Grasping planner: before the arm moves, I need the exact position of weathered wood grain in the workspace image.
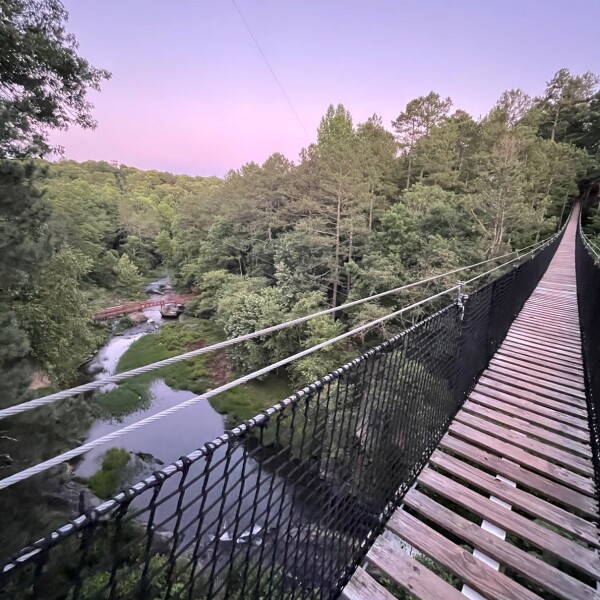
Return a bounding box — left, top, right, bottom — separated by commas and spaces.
364, 535, 465, 600
448, 422, 596, 495
342, 567, 397, 600
429, 449, 598, 546
386, 509, 541, 600
453, 412, 594, 476
403, 489, 600, 600
417, 468, 600, 579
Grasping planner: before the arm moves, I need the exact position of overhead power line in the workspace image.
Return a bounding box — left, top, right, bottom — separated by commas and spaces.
0, 230, 562, 423
231, 0, 310, 139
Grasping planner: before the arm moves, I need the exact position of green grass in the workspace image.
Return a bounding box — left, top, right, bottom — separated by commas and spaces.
96, 318, 296, 433
96, 320, 225, 418
87, 448, 131, 499
210, 375, 293, 424
211, 374, 296, 448
96, 376, 154, 418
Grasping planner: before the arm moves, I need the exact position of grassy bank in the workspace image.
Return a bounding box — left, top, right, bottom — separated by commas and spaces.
87, 448, 131, 498
96, 318, 294, 427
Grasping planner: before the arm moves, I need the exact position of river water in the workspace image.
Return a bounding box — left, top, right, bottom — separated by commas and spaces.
78, 283, 226, 478
1, 281, 333, 591
75, 282, 293, 552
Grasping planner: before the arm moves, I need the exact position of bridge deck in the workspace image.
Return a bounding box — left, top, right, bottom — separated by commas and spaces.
343, 210, 600, 600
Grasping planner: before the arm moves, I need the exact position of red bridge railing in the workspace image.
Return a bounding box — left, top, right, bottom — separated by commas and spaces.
93, 294, 195, 321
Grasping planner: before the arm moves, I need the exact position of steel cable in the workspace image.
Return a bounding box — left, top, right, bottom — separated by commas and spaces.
0, 232, 561, 421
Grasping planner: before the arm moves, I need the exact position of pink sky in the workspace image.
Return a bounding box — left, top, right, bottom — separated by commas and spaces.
51, 0, 600, 177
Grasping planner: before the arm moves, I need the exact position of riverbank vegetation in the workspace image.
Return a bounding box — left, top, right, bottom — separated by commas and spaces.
3, 71, 600, 411
87, 447, 131, 498
97, 319, 293, 426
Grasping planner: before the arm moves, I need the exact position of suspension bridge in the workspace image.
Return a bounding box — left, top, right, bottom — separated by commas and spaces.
344, 202, 600, 600
1, 202, 600, 599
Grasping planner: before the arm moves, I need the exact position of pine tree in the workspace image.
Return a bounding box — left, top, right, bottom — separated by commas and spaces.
114, 254, 143, 295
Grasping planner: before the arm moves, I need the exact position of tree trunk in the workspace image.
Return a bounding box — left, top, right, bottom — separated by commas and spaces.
347, 222, 353, 296
332, 192, 342, 308
368, 185, 374, 232
558, 191, 568, 229
406, 154, 412, 190
551, 108, 560, 142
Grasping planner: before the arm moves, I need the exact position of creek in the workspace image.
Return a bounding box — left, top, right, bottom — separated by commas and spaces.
76, 281, 292, 553
1, 280, 309, 573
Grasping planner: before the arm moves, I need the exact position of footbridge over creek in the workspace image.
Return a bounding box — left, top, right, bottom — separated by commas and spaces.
2, 202, 600, 599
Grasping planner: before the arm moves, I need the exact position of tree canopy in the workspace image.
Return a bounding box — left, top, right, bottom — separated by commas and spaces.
2, 6, 599, 400
0, 0, 109, 404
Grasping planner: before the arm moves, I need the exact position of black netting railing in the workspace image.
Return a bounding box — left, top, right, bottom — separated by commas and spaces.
0, 236, 562, 600
576, 229, 600, 485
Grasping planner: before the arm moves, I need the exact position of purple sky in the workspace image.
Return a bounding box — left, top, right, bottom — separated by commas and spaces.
51, 0, 600, 177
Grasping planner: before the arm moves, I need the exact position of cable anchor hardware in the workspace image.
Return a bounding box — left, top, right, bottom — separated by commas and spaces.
455, 281, 468, 320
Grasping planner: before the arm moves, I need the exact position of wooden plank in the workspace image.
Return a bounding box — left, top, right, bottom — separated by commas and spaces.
365, 535, 465, 600
510, 322, 581, 343
471, 385, 589, 432
448, 422, 596, 496
386, 509, 540, 600
481, 371, 587, 408
403, 489, 600, 600
505, 334, 582, 358
454, 412, 594, 476
495, 347, 584, 377
486, 364, 586, 401
499, 340, 584, 369
429, 449, 599, 547
439, 436, 598, 518
503, 326, 580, 342
518, 305, 579, 319
477, 378, 588, 419
511, 331, 581, 351
342, 567, 397, 600
506, 331, 582, 354
468, 391, 590, 441
490, 356, 585, 389
417, 468, 600, 579
500, 341, 583, 369
463, 400, 592, 458
516, 326, 579, 337
512, 321, 580, 337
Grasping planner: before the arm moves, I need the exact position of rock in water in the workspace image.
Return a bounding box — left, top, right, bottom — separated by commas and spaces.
129, 311, 148, 324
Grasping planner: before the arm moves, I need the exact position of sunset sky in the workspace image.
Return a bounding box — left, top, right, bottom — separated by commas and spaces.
51, 0, 600, 176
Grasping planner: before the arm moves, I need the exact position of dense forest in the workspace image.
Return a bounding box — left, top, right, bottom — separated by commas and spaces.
2, 1, 600, 412
3, 72, 600, 405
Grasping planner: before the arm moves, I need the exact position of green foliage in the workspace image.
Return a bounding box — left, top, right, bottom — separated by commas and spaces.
15, 247, 96, 386
0, 2, 109, 401
113, 253, 143, 295
0, 161, 49, 403
210, 374, 293, 426
70, 554, 190, 600
2, 61, 598, 408
154, 229, 174, 265
185, 269, 239, 317
287, 316, 348, 386
0, 0, 110, 157
87, 448, 131, 498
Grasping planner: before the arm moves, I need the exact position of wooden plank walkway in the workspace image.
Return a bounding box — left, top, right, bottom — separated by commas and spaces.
343, 204, 600, 600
